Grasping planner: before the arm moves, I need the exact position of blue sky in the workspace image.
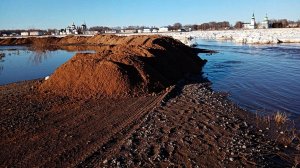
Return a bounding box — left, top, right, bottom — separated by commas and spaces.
0, 0, 299, 29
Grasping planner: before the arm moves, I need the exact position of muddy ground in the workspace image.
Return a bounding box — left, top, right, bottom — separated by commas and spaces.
0, 76, 296, 167
0, 79, 167, 167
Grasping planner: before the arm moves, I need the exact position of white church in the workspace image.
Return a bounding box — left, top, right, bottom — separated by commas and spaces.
243, 13, 270, 29
243, 13, 256, 29
259, 14, 270, 29
60, 22, 87, 35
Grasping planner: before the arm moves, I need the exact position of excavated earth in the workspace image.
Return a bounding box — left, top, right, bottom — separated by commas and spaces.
1, 35, 206, 98
0, 35, 298, 167
38, 35, 206, 98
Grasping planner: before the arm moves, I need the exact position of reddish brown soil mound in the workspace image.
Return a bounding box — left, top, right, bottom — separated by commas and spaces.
0, 35, 166, 46
17, 35, 205, 98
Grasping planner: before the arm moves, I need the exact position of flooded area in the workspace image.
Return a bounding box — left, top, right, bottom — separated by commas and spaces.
0, 46, 75, 85
198, 40, 300, 117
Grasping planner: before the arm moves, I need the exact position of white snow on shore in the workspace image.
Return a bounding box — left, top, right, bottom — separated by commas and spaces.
2, 28, 299, 45
162, 28, 300, 45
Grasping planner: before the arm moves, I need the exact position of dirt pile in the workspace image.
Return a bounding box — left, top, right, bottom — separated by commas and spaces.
0, 36, 61, 46
0, 37, 31, 45
38, 35, 205, 98
0, 35, 168, 46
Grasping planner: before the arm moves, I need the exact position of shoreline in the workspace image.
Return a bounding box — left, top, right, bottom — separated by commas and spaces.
1, 28, 300, 46
0, 77, 297, 167
118, 28, 300, 45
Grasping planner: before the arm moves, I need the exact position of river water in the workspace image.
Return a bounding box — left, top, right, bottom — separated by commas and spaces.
198, 40, 300, 117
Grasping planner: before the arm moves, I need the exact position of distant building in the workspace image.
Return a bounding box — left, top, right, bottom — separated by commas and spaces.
152, 28, 159, 33
21, 32, 29, 36
83, 31, 98, 35
60, 29, 66, 35
66, 22, 78, 35
158, 27, 169, 32
288, 23, 298, 28
177, 28, 187, 32
105, 30, 119, 34
29, 31, 43, 36
120, 29, 137, 33
10, 33, 18, 37
143, 28, 151, 33
81, 23, 87, 32
61, 22, 88, 35
243, 13, 256, 29
260, 14, 270, 29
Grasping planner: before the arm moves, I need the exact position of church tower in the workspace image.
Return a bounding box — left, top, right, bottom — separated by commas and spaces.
249, 13, 256, 29
262, 13, 269, 29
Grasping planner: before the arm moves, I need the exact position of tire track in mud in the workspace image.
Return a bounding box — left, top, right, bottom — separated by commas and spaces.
32, 95, 166, 167
0, 80, 170, 167
77, 89, 171, 167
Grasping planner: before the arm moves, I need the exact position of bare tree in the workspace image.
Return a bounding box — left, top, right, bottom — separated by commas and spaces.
173, 23, 182, 30
234, 21, 243, 29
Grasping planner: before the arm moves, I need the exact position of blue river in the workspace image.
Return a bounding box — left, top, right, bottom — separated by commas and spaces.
198, 40, 300, 118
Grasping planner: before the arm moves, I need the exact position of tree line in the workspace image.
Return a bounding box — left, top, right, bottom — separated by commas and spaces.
1, 19, 300, 36
88, 22, 230, 32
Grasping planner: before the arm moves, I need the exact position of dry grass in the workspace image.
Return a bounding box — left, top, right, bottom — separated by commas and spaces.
274, 111, 288, 125
253, 111, 300, 166
278, 129, 297, 147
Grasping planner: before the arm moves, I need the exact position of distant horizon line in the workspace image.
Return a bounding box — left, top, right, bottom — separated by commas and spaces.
1, 17, 299, 31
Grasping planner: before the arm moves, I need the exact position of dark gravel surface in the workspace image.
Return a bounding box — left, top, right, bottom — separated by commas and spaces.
0, 78, 296, 167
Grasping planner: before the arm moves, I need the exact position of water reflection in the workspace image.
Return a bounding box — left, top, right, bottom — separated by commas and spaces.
27, 46, 95, 65
28, 49, 51, 65
0, 46, 75, 85
0, 52, 5, 60
0, 44, 99, 85
0, 52, 5, 74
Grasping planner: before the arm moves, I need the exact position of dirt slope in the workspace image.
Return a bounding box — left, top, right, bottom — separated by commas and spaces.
38, 35, 206, 98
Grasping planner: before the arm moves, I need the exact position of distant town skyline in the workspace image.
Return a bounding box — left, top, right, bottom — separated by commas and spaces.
0, 0, 299, 30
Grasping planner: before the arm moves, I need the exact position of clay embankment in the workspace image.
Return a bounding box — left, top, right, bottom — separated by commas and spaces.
0, 35, 206, 98
22, 35, 205, 98
0, 34, 197, 46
